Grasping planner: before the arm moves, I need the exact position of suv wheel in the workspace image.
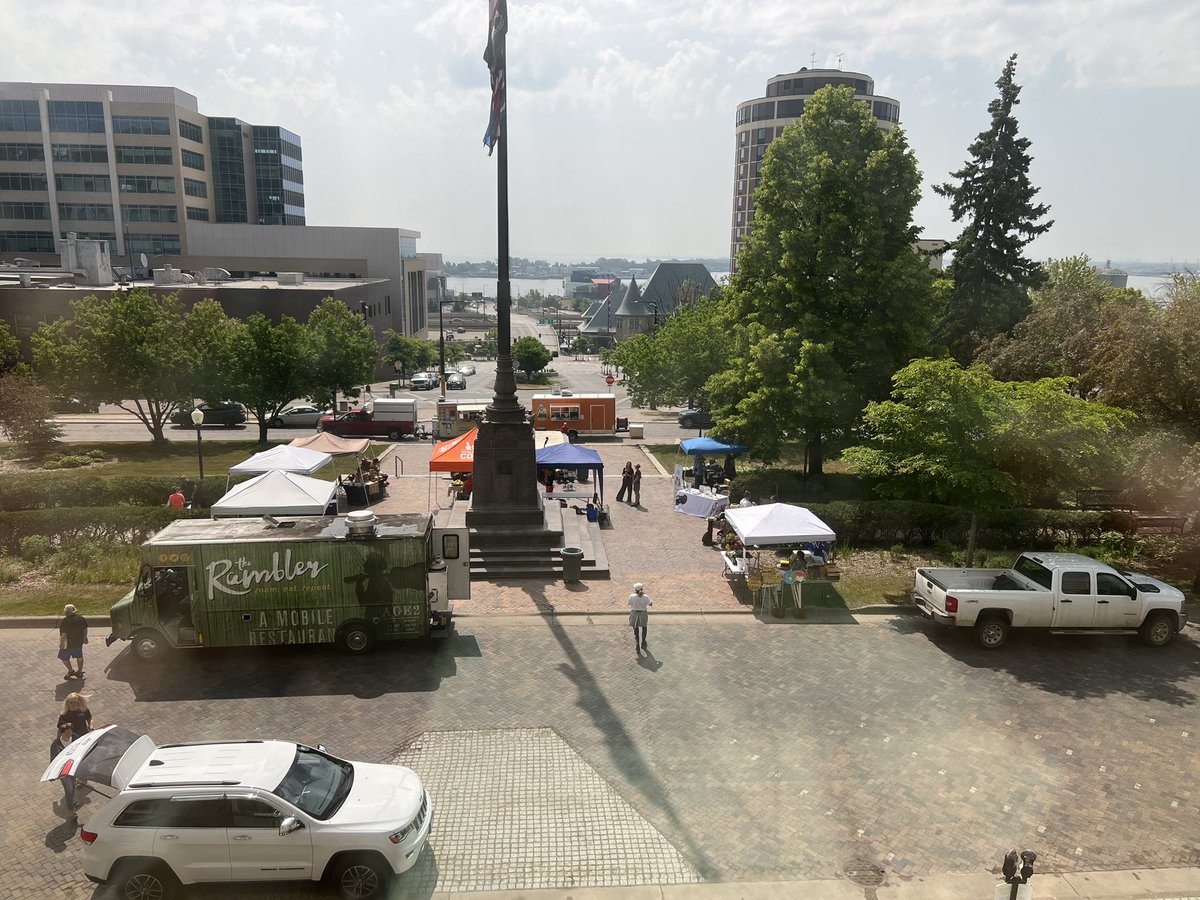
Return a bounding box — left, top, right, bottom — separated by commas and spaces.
115, 861, 180, 900
334, 855, 391, 900
680, 416, 695, 429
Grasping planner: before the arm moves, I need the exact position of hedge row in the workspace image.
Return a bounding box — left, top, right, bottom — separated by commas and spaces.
0, 474, 225, 511
795, 501, 1107, 548
0, 507, 205, 554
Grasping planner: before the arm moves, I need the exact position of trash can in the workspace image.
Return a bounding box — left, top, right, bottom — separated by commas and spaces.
560, 546, 584, 583
629, 423, 644, 439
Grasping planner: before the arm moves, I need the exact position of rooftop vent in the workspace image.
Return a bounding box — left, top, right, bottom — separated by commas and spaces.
345, 510, 378, 538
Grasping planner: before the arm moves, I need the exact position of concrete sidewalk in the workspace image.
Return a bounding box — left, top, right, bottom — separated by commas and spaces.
429, 867, 1200, 899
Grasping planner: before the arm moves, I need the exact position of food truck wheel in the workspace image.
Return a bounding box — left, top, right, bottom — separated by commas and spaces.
132, 629, 168, 662
338, 621, 377, 654
387, 429, 403, 441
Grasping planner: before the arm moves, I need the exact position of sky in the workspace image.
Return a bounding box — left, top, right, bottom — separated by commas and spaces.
5, 0, 1198, 265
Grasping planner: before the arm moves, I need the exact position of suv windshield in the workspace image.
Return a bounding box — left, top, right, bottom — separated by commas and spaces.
271, 745, 354, 820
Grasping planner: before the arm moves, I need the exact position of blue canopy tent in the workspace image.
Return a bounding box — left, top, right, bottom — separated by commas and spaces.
535, 442, 605, 502
680, 436, 749, 456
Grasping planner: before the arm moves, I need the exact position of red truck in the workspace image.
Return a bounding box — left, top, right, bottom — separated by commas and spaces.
319, 398, 419, 440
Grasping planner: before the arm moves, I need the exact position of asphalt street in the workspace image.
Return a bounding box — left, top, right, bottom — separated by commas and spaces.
6, 614, 1199, 898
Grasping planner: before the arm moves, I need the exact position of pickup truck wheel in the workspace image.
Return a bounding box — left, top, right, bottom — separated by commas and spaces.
334, 855, 391, 900
974, 615, 1010, 650
1139, 611, 1176, 647
131, 630, 167, 662
387, 428, 402, 441
115, 860, 180, 900
337, 621, 376, 654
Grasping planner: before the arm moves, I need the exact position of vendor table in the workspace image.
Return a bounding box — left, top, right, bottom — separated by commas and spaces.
675, 488, 729, 519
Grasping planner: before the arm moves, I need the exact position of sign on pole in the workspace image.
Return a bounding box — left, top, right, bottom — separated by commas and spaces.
605, 375, 615, 386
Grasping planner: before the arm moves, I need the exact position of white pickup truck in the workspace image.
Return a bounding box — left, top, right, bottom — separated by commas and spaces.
913, 552, 1188, 649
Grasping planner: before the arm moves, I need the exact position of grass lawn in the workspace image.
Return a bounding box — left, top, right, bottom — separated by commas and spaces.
645, 443, 855, 475
1, 582, 127, 617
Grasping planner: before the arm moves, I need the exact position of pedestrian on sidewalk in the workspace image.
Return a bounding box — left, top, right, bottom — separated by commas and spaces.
628, 582, 651, 655
615, 461, 633, 504
632, 464, 642, 506
50, 722, 78, 814
57, 604, 89, 680
58, 692, 93, 738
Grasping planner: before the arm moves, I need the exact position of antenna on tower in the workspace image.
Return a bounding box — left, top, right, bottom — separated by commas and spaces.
836, 53, 844, 70
809, 52, 816, 68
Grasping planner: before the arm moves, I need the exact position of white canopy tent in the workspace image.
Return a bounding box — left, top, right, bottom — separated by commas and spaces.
211, 470, 336, 518
229, 445, 332, 475
722, 503, 836, 547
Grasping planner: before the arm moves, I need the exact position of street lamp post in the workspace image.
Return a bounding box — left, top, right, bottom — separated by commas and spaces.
190, 408, 205, 481
438, 300, 455, 399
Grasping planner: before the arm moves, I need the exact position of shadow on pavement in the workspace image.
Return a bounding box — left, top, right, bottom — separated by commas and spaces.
515, 581, 715, 878
104, 633, 480, 702
891, 616, 1200, 706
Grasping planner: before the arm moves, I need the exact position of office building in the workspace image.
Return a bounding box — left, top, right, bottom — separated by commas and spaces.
0, 81, 305, 264
730, 68, 900, 272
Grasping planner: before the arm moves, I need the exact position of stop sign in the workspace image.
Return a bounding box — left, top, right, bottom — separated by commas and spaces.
605, 374, 615, 386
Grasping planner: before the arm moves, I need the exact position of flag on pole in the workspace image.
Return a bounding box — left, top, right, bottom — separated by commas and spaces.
482, 0, 507, 155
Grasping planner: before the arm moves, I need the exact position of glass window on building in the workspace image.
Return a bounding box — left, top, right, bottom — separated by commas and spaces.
127, 232, 181, 255
179, 119, 203, 143
59, 202, 114, 221
122, 204, 178, 223
186, 206, 209, 221
0, 230, 56, 253
0, 142, 45, 162
0, 100, 42, 132
47, 100, 105, 134
181, 149, 205, 171
0, 201, 51, 220
0, 172, 49, 191
739, 131, 748, 146
112, 115, 170, 135
183, 178, 208, 198
119, 175, 175, 194
55, 173, 110, 193
52, 144, 109, 164
777, 99, 805, 119
115, 146, 173, 166
755, 128, 769, 143
752, 101, 775, 121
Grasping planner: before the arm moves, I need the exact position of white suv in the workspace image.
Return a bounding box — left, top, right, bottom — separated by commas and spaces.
45, 727, 431, 900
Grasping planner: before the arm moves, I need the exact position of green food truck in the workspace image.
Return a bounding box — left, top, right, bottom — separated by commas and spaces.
106, 511, 470, 661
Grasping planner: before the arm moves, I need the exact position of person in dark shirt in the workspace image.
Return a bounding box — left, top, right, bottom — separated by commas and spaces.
58, 692, 92, 738
58, 604, 89, 679
50, 723, 78, 812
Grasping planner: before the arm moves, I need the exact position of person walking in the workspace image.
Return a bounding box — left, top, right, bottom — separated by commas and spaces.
632, 464, 642, 507
693, 454, 706, 489
628, 582, 651, 655
50, 722, 78, 814
615, 461, 633, 504
179, 475, 198, 508
58, 604, 88, 679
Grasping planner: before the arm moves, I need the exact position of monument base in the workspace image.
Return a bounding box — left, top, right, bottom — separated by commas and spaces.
466, 419, 545, 530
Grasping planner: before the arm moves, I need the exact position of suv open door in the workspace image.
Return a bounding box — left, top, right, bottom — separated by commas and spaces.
42, 725, 157, 792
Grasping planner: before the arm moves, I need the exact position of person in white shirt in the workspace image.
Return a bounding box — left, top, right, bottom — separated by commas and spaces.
739, 493, 753, 508
628, 582, 651, 655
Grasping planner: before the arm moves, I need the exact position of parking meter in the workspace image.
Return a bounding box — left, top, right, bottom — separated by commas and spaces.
996, 848, 1036, 900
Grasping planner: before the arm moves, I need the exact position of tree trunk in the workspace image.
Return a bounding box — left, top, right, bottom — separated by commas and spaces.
965, 509, 979, 567
258, 420, 270, 444
806, 431, 824, 477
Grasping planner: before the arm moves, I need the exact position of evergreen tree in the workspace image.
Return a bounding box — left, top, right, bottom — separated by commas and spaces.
934, 54, 1053, 362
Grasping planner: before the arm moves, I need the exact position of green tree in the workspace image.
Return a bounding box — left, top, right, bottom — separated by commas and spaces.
0, 370, 61, 454
1085, 274, 1200, 438
976, 256, 1149, 393
0, 319, 20, 373
714, 85, 935, 471
304, 299, 379, 410
31, 289, 196, 443
843, 358, 1130, 563
179, 299, 244, 402
512, 336, 551, 379
570, 336, 590, 359
230, 314, 313, 444
614, 291, 732, 409
934, 54, 1054, 362
382, 331, 437, 382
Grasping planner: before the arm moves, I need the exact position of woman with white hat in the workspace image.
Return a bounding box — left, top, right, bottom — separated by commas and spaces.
628, 583, 651, 655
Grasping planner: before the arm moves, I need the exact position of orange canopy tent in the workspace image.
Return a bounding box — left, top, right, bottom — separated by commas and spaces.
429, 427, 476, 472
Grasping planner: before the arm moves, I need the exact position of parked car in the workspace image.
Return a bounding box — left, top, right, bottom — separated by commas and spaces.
46, 726, 432, 900
171, 401, 247, 427
456, 326, 466, 334
446, 373, 466, 390
456, 363, 476, 376
410, 372, 438, 391
269, 404, 331, 427
677, 408, 715, 429
50, 396, 100, 414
